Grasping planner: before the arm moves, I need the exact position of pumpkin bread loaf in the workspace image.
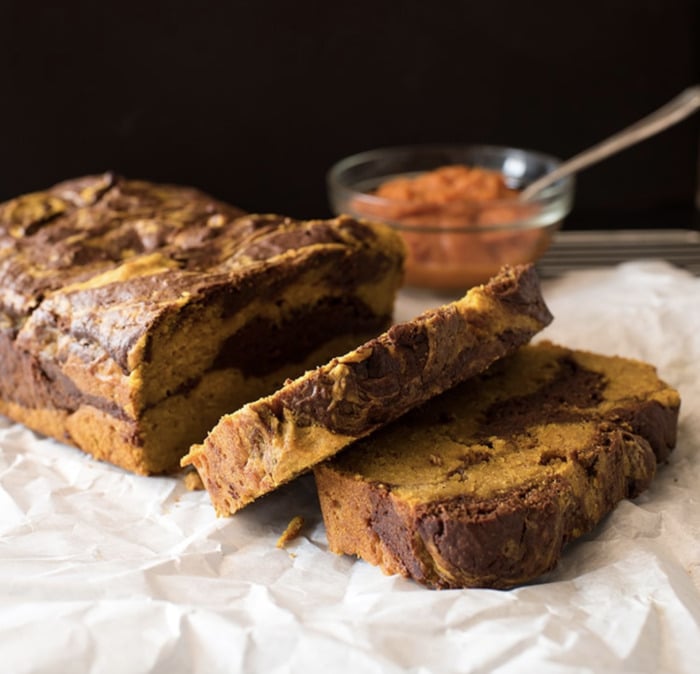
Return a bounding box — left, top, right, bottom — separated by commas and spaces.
183, 264, 553, 514
0, 173, 405, 474
313, 342, 680, 589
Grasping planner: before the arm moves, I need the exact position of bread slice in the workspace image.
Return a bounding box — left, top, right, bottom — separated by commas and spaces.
0, 173, 405, 474
313, 342, 680, 589
183, 264, 553, 515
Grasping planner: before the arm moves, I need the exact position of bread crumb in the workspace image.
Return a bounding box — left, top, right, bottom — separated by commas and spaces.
276, 515, 304, 549
183, 469, 205, 491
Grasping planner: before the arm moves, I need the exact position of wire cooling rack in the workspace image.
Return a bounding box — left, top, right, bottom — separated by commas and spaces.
536, 228, 700, 277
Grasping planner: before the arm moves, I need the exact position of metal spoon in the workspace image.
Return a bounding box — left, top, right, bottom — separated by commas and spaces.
519, 85, 700, 201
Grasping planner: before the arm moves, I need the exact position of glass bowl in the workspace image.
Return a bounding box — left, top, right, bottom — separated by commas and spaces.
327, 144, 574, 291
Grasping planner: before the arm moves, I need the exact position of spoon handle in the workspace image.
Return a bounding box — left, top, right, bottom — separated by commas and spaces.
519, 85, 700, 201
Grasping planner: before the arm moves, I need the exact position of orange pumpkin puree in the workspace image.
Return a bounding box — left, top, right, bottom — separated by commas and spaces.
353, 165, 552, 290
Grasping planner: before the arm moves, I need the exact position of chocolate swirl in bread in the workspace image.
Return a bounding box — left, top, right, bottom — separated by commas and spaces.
184, 264, 553, 515
314, 342, 680, 589
0, 173, 405, 473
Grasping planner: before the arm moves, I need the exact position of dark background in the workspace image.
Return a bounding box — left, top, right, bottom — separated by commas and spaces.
1, 1, 698, 229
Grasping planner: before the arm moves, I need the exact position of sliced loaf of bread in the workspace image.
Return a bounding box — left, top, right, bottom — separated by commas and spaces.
183, 264, 552, 514
314, 342, 680, 589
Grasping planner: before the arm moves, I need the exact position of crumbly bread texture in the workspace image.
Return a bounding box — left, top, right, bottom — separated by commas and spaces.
183, 264, 553, 515
314, 342, 680, 589
0, 173, 405, 474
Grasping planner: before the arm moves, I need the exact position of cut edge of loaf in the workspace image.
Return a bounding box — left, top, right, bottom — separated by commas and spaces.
313, 342, 681, 589
0, 175, 406, 474
184, 264, 553, 515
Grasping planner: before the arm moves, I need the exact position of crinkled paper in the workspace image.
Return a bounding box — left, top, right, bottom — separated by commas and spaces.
1, 261, 699, 674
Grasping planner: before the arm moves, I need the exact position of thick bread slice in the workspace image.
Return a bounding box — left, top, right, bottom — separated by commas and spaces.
313, 342, 680, 589
0, 173, 405, 473
183, 264, 553, 515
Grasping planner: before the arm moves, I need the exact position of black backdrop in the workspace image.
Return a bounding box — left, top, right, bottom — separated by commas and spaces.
1, 1, 698, 228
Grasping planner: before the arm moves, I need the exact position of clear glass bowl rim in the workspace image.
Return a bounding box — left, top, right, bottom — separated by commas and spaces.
327, 143, 575, 233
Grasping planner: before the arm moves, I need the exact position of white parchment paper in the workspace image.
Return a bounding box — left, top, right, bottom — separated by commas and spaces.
1, 260, 699, 674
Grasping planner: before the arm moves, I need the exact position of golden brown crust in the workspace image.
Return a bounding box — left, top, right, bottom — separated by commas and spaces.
0, 174, 405, 473
313, 342, 681, 589
184, 264, 553, 514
